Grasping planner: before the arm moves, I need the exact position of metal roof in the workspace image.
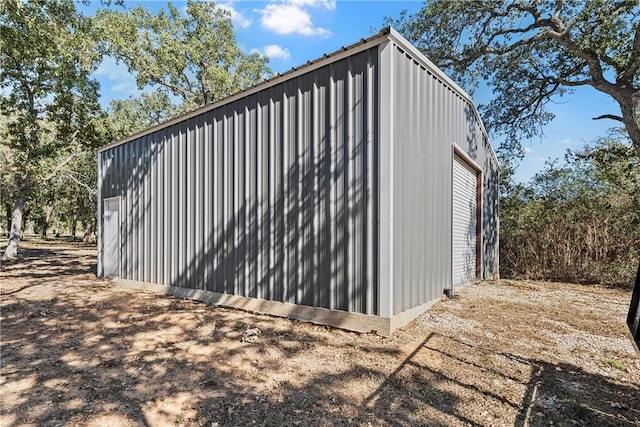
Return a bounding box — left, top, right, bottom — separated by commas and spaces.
98, 26, 495, 164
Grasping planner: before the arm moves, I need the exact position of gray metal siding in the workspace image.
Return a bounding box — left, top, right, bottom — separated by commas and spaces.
390, 45, 453, 314
99, 48, 379, 315
481, 134, 500, 279
98, 30, 499, 325
389, 43, 499, 314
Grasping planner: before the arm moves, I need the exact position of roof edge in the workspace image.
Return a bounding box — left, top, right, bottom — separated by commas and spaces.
98, 26, 497, 166
386, 28, 498, 164
98, 27, 392, 153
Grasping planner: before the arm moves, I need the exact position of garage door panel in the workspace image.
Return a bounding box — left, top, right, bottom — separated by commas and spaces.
452, 157, 477, 286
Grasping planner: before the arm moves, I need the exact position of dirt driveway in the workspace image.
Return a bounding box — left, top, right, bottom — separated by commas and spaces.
1, 239, 639, 426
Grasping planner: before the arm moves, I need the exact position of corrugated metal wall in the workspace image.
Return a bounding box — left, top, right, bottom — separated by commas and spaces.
98, 31, 500, 324
481, 134, 500, 280
388, 42, 499, 315
99, 47, 380, 315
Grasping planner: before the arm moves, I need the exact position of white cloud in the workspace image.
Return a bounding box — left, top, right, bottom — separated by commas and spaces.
289, 0, 336, 10
263, 44, 291, 60
258, 2, 331, 37
524, 147, 534, 154
94, 56, 144, 109
94, 56, 140, 95
217, 3, 252, 29
557, 138, 573, 144
95, 56, 127, 81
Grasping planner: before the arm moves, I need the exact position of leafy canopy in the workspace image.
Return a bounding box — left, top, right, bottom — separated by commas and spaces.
106, 91, 175, 141
96, 1, 271, 110
1, 0, 113, 256
0, 0, 107, 181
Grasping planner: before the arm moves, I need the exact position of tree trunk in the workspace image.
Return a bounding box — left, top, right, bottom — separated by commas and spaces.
5, 203, 11, 234
3, 174, 30, 259
4, 196, 26, 258
82, 219, 95, 243
620, 91, 640, 159
41, 203, 54, 238
633, 92, 640, 160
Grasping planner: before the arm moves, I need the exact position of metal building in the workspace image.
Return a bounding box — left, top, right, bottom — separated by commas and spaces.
97, 27, 499, 336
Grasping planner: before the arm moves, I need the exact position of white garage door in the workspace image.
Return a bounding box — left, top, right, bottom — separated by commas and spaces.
452, 156, 477, 286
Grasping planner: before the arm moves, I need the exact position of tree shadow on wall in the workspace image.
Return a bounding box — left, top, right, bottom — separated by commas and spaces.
100, 62, 379, 324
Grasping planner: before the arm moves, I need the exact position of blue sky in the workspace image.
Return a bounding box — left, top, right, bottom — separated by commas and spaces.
91, 0, 621, 183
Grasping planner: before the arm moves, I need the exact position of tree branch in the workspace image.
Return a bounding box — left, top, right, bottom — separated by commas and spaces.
149, 75, 190, 100
556, 77, 594, 87
544, 31, 619, 96
553, 0, 564, 20
592, 114, 624, 122
40, 144, 80, 183
466, 1, 621, 98
64, 171, 97, 195
482, 31, 550, 56
480, 22, 541, 50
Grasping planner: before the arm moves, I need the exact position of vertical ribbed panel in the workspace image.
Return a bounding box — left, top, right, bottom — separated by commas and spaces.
389, 44, 499, 315
99, 48, 379, 315
481, 134, 500, 279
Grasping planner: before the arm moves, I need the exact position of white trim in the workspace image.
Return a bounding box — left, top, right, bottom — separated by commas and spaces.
96, 151, 103, 277
102, 196, 121, 278
377, 39, 394, 318
452, 143, 482, 171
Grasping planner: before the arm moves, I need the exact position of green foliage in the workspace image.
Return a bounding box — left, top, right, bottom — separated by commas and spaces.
1, 0, 110, 251
389, 1, 640, 155
96, 1, 271, 110
0, 0, 107, 174
1, 0, 105, 154
106, 91, 176, 141
500, 130, 640, 287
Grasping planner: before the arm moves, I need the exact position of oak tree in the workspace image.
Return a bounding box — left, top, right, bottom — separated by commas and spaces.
106, 91, 175, 140
390, 0, 640, 158
1, 0, 107, 258
96, 1, 271, 111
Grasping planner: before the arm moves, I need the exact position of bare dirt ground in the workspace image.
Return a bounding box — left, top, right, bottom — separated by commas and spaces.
1, 238, 639, 426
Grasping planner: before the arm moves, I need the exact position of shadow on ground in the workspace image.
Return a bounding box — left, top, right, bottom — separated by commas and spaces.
1, 244, 638, 426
